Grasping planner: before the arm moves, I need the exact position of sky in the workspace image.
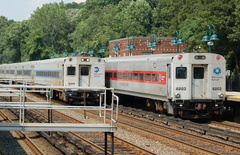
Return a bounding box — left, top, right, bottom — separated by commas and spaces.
0, 0, 86, 21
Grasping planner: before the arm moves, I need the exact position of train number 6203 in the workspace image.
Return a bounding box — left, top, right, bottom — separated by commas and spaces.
176, 87, 186, 91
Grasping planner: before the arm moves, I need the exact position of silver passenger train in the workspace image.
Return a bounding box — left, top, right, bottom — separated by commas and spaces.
0, 56, 105, 104
105, 53, 226, 119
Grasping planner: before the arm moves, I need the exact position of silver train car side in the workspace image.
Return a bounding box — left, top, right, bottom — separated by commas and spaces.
105, 53, 226, 119
0, 56, 105, 103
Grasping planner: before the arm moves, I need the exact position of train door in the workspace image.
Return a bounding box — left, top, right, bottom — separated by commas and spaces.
31, 65, 34, 80
62, 64, 64, 86
167, 64, 171, 97
79, 65, 90, 87
191, 65, 208, 99
22, 66, 24, 78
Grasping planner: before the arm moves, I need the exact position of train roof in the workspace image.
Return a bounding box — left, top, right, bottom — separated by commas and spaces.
104, 53, 221, 61
0, 56, 102, 66
104, 53, 225, 64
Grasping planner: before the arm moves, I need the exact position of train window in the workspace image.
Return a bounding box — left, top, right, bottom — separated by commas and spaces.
67, 67, 75, 75
118, 72, 122, 79
194, 67, 204, 79
23, 70, 31, 76
139, 73, 144, 81
128, 73, 132, 80
17, 70, 22, 75
152, 74, 158, 81
123, 72, 127, 79
176, 67, 187, 79
56, 71, 60, 78
134, 73, 138, 80
114, 72, 117, 78
10, 70, 14, 74
146, 73, 151, 81
81, 67, 89, 75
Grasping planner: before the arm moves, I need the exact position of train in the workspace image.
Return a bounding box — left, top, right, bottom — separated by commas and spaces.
0, 56, 105, 104
104, 53, 226, 119
0, 53, 227, 119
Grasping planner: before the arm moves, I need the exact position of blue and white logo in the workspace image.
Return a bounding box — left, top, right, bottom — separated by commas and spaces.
94, 67, 99, 73
213, 67, 221, 75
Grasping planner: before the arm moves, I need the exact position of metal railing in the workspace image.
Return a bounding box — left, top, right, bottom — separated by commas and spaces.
0, 82, 119, 132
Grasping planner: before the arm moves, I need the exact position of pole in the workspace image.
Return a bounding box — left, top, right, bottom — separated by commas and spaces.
105, 132, 108, 155
84, 91, 86, 119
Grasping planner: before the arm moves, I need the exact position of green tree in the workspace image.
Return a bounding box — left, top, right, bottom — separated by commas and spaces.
22, 29, 49, 61
29, 2, 70, 56
121, 0, 152, 36
151, 0, 174, 36
225, 0, 240, 84
1, 21, 29, 63
70, 14, 99, 52
0, 16, 10, 63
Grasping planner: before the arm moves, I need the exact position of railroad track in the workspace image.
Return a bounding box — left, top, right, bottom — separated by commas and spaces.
0, 110, 44, 155
71, 107, 239, 154
209, 120, 240, 132
4, 91, 240, 154
48, 106, 240, 154
24, 92, 157, 154
29, 92, 240, 154
117, 113, 240, 154
28, 108, 156, 154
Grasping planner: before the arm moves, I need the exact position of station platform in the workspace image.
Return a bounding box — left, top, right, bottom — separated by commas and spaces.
226, 91, 240, 102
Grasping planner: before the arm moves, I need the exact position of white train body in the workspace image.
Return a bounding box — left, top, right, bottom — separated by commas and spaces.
105, 53, 226, 118
0, 56, 105, 103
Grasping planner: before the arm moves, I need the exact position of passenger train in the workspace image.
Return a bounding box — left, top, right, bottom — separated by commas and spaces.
0, 56, 105, 104
104, 53, 226, 119
0, 53, 226, 119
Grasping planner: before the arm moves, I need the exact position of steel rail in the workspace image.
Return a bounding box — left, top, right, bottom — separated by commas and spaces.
0, 111, 44, 155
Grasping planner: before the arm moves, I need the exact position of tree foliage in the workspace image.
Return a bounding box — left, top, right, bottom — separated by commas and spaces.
0, 0, 239, 78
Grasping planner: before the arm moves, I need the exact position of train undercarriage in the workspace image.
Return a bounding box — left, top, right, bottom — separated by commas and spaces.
52, 90, 102, 105
146, 99, 224, 119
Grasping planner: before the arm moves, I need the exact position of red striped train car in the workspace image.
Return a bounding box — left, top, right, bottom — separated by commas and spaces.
104, 53, 226, 119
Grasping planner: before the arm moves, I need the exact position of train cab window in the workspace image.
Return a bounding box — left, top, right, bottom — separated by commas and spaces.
123, 72, 127, 79
152, 74, 158, 81
139, 73, 144, 81
176, 67, 187, 79
118, 72, 123, 79
194, 67, 204, 79
81, 67, 89, 75
67, 67, 75, 75
134, 73, 138, 80
146, 73, 151, 81
128, 73, 132, 80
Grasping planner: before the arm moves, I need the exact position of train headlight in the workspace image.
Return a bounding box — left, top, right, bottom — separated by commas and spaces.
218, 93, 224, 98
81, 58, 90, 62
175, 93, 181, 98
